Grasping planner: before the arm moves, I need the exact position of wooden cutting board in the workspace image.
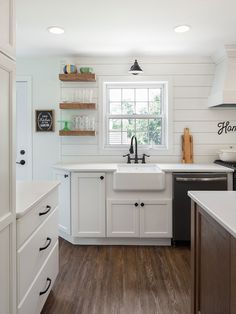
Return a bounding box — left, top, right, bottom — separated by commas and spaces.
182, 128, 193, 163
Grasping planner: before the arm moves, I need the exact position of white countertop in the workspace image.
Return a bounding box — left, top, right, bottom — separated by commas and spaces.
188, 191, 236, 238
16, 181, 60, 219
53, 162, 233, 173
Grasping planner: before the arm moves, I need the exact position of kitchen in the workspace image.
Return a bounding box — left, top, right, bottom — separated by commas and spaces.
1, 1, 236, 313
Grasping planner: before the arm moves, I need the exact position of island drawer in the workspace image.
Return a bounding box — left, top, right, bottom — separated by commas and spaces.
17, 208, 58, 304
18, 241, 59, 314
17, 188, 58, 248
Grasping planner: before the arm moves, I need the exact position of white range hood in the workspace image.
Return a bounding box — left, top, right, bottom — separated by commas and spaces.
208, 45, 236, 107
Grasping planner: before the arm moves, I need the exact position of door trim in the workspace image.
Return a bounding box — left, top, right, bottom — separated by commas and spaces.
16, 76, 33, 180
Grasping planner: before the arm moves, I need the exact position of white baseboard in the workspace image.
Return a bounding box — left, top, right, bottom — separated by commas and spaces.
59, 231, 171, 246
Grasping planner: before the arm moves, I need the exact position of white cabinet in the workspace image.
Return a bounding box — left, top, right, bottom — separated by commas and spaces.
71, 173, 105, 237
0, 225, 11, 314
107, 199, 172, 238
17, 186, 59, 313
53, 169, 71, 235
0, 0, 15, 58
107, 200, 139, 237
140, 200, 172, 238
0, 51, 16, 313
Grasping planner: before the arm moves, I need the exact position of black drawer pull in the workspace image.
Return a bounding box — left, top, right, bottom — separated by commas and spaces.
140, 202, 145, 207
100, 176, 104, 180
39, 205, 51, 216
134, 202, 139, 207
39, 278, 52, 296
64, 174, 69, 178
39, 237, 52, 251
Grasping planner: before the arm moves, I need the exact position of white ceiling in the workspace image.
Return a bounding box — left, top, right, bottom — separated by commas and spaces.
16, 0, 236, 57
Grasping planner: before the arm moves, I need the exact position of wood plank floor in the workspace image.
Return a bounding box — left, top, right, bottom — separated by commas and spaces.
42, 238, 190, 314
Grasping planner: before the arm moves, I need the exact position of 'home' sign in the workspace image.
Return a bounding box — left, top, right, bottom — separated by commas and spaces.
218, 121, 236, 135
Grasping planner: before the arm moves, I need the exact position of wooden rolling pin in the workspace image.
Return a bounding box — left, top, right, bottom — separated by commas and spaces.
182, 128, 193, 163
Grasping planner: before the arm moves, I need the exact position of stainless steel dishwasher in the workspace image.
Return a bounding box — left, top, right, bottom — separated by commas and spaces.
172, 172, 228, 246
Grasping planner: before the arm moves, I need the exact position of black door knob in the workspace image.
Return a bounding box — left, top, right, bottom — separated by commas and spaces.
100, 176, 104, 180
20, 150, 25, 155
140, 202, 145, 207
16, 160, 25, 165
134, 202, 139, 207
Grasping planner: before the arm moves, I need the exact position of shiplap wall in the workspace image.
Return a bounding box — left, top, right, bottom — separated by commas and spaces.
60, 56, 236, 163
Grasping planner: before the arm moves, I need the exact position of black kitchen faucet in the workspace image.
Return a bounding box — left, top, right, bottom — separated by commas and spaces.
123, 135, 150, 164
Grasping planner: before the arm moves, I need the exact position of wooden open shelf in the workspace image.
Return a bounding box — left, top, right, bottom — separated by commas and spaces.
59, 130, 96, 136
59, 73, 96, 82
59, 102, 96, 110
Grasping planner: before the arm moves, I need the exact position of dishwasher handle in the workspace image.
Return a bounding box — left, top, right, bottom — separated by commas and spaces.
175, 176, 227, 182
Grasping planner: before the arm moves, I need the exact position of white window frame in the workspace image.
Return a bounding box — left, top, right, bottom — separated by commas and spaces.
99, 76, 173, 156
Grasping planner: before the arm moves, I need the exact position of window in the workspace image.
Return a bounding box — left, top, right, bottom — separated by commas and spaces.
104, 82, 168, 148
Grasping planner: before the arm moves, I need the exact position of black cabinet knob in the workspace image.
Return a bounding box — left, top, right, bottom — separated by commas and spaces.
134, 202, 139, 207
16, 160, 25, 165
64, 174, 69, 178
100, 176, 104, 180
140, 202, 145, 207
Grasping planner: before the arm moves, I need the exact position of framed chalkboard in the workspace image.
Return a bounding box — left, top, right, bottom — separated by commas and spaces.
35, 110, 55, 132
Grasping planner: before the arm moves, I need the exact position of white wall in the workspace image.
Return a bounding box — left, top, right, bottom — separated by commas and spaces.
60, 56, 236, 163
16, 57, 61, 180
17, 56, 236, 180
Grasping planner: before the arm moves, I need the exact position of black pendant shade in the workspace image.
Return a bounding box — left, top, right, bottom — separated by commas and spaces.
129, 59, 143, 75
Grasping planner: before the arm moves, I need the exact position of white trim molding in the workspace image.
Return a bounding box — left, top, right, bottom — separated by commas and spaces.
98, 75, 174, 156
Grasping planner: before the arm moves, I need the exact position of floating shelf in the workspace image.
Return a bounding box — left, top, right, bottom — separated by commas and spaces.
59, 73, 96, 82
59, 130, 96, 136
59, 102, 96, 110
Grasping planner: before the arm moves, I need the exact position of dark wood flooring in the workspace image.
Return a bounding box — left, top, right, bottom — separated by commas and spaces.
42, 238, 190, 314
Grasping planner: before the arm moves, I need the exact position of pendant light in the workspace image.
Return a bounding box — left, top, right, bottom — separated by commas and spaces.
129, 59, 143, 75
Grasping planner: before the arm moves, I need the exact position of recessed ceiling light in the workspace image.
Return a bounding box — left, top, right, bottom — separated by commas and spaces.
174, 25, 191, 33
47, 26, 65, 35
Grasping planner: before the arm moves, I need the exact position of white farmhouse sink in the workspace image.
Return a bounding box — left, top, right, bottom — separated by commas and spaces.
113, 164, 165, 191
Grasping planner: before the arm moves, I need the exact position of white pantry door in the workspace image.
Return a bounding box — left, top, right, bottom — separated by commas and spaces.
16, 77, 32, 181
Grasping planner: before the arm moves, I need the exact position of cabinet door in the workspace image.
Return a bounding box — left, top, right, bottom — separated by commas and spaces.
71, 173, 105, 237
0, 0, 15, 58
140, 200, 172, 238
107, 200, 139, 237
0, 53, 16, 313
53, 170, 71, 235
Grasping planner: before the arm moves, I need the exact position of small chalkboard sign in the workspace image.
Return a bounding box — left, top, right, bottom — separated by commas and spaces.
35, 110, 55, 132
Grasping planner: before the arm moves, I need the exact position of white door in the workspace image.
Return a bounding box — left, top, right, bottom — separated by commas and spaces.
71, 173, 105, 237
140, 200, 172, 238
16, 77, 32, 181
107, 200, 140, 237
53, 170, 71, 235
0, 52, 16, 314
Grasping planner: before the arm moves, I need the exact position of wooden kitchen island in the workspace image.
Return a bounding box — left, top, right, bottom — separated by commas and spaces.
188, 191, 236, 314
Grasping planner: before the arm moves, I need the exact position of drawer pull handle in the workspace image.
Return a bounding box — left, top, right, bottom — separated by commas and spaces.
39, 278, 52, 296
39, 237, 52, 251
140, 202, 145, 207
39, 205, 51, 216
100, 176, 104, 180
134, 203, 139, 207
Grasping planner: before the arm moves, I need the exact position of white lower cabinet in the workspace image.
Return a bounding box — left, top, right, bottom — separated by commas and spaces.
18, 242, 58, 314
17, 186, 59, 314
53, 169, 71, 235
107, 200, 139, 237
107, 199, 172, 238
71, 172, 106, 237
140, 200, 172, 238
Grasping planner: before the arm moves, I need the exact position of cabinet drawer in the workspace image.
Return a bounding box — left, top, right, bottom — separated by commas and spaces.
17, 208, 58, 304
17, 189, 58, 248
18, 241, 59, 314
